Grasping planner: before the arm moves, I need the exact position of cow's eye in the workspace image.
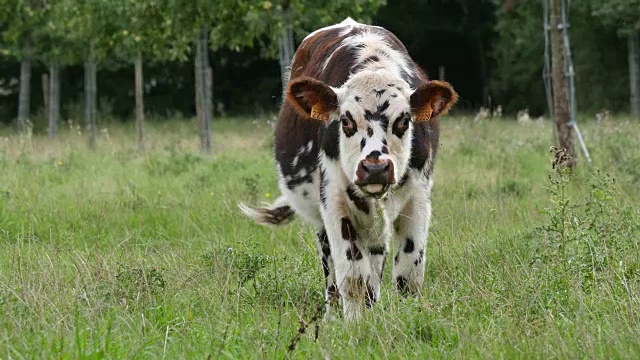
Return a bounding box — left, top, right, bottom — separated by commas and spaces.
397, 114, 411, 131
341, 116, 354, 130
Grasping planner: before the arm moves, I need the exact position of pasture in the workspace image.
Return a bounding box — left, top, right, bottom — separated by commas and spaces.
1, 115, 639, 358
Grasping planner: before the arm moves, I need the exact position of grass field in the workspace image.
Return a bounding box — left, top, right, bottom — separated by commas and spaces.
1, 115, 639, 358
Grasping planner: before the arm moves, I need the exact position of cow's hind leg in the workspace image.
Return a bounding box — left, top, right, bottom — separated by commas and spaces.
316, 228, 339, 316
392, 192, 431, 295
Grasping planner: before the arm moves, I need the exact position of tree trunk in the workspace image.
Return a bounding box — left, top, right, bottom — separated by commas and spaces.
629, 31, 640, 118
48, 61, 60, 139
135, 51, 145, 151
42, 73, 49, 118
550, 0, 576, 168
17, 59, 31, 134
196, 26, 212, 154
85, 48, 98, 148
278, 24, 295, 92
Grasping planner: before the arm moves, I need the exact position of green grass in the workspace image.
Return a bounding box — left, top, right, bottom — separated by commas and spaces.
1, 115, 639, 358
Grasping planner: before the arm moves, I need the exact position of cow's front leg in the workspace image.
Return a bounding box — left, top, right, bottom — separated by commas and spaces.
392, 190, 431, 294
316, 228, 339, 316
324, 214, 380, 321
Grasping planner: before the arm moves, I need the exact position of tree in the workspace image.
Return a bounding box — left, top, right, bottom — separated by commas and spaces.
0, 0, 47, 134
235, 0, 387, 90
35, 0, 79, 139
590, 0, 640, 118
549, 0, 576, 168
57, 0, 118, 148
109, 0, 190, 151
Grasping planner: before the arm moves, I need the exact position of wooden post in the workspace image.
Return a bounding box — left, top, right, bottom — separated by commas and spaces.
550, 0, 576, 168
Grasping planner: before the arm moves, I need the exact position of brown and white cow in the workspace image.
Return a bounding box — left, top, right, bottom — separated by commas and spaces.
240, 18, 457, 320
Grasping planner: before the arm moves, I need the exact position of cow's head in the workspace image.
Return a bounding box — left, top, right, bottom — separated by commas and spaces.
287, 69, 457, 197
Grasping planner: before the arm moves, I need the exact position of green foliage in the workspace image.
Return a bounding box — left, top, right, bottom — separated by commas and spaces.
223, 0, 387, 57
590, 0, 640, 34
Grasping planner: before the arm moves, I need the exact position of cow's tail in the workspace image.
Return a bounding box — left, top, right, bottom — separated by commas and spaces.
238, 195, 295, 226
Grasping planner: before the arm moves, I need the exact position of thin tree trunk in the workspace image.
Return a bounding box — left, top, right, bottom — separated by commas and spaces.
629, 31, 640, 118
195, 35, 202, 133
17, 59, 32, 134
204, 66, 213, 150
42, 73, 49, 118
550, 0, 575, 168
48, 61, 60, 139
278, 24, 295, 92
196, 26, 212, 154
85, 47, 98, 148
134, 51, 145, 151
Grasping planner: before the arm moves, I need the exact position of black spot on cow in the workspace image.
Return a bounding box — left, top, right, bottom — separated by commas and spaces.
367, 150, 381, 160
378, 100, 390, 113
387, 83, 395, 87
381, 146, 389, 154
355, 96, 362, 103
396, 276, 407, 292
360, 137, 366, 150
390, 93, 398, 98
376, 89, 386, 97
382, 138, 387, 146
319, 170, 327, 208
321, 120, 341, 160
394, 252, 399, 265
346, 245, 363, 261
318, 230, 330, 257
367, 127, 373, 137
321, 256, 330, 279
341, 217, 357, 241
346, 186, 370, 214
409, 121, 439, 171
368, 245, 385, 255
397, 173, 409, 187
365, 105, 389, 132
365, 283, 376, 308
403, 237, 415, 253
302, 190, 309, 198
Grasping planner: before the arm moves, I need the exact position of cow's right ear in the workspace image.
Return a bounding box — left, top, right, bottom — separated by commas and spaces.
287, 77, 338, 122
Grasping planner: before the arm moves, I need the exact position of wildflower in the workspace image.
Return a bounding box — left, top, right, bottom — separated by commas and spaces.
265, 192, 271, 198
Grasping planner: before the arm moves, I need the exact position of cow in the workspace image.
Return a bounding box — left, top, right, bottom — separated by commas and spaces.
240, 18, 457, 320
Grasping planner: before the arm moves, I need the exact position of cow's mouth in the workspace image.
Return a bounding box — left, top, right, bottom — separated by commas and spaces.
358, 183, 391, 198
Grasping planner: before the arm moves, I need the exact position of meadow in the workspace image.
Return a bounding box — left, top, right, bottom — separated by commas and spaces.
1, 115, 639, 358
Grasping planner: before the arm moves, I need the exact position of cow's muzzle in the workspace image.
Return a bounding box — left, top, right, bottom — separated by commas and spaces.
355, 159, 395, 196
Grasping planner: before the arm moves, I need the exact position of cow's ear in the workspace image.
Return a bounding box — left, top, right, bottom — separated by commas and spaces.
410, 80, 458, 121
287, 77, 338, 122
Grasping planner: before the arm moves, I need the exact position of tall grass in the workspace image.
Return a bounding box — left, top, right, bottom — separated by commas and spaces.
1, 115, 639, 358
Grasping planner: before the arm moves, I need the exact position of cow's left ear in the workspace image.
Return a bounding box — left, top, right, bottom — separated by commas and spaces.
287, 76, 338, 122
410, 80, 458, 121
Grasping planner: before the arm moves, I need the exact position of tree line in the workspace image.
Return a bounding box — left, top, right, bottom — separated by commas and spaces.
0, 0, 383, 151
0, 0, 638, 151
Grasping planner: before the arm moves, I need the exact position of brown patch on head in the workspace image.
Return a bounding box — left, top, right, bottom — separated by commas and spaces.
410, 80, 458, 121
287, 76, 338, 122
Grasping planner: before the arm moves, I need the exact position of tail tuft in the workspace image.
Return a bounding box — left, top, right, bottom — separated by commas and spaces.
238, 196, 295, 226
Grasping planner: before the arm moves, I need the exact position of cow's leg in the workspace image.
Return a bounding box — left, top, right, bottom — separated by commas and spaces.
392, 189, 431, 294
316, 228, 339, 315
324, 215, 386, 321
